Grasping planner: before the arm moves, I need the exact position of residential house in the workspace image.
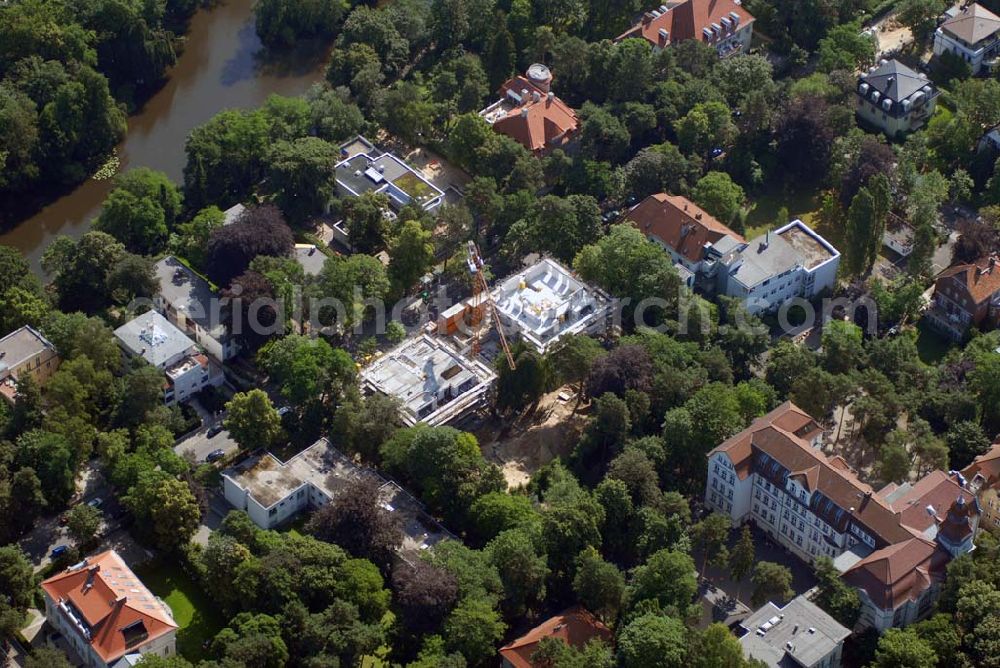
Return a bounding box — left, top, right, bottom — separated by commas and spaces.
738, 595, 851, 668
624, 193, 746, 290
963, 441, 1000, 533
490, 258, 613, 354
856, 59, 938, 137
359, 334, 495, 426
499, 607, 612, 668
616, 0, 754, 58
331, 138, 445, 213
222, 438, 453, 564
153, 256, 238, 363
40, 550, 178, 668
924, 256, 1000, 340
705, 402, 980, 631
883, 215, 915, 258
0, 325, 60, 404
934, 3, 1000, 74
717, 221, 841, 315
113, 311, 222, 406
480, 64, 580, 156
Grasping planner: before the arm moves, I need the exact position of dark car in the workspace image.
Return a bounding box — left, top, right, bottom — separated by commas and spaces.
50, 545, 69, 558
206, 423, 224, 438
206, 449, 226, 463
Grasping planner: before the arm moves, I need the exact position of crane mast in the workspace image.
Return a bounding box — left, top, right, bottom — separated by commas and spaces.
467, 241, 516, 370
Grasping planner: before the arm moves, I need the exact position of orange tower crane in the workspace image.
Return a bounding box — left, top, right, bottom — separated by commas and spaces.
466, 241, 516, 370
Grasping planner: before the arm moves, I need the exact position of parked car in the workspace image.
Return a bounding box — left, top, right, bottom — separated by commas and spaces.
205, 449, 226, 463
206, 423, 224, 438
50, 545, 69, 558
277, 406, 292, 417
86, 497, 103, 509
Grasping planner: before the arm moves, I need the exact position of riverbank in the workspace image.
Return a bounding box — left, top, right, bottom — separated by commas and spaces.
0, 0, 330, 274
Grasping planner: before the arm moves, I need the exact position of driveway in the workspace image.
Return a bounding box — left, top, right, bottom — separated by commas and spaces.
192, 489, 232, 547
174, 416, 238, 464
693, 523, 818, 609
19, 467, 121, 571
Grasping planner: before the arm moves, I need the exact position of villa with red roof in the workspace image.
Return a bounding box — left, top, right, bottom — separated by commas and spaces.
40, 551, 178, 668
499, 607, 612, 668
924, 256, 1000, 341
963, 441, 1000, 534
480, 64, 580, 157
706, 402, 980, 631
624, 193, 746, 288
617, 0, 755, 58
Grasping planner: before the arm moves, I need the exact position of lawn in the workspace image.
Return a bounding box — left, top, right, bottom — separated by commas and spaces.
743, 184, 834, 246
915, 321, 954, 364
134, 559, 225, 661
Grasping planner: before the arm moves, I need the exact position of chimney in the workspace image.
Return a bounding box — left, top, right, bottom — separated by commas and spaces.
547, 91, 554, 102
520, 107, 529, 118
642, 12, 655, 24
695, 212, 703, 220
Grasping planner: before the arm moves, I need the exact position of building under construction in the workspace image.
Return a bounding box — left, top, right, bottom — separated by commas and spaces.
491, 258, 613, 354
359, 333, 496, 427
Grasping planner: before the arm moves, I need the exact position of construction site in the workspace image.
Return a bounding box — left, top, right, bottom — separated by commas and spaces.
357, 251, 613, 485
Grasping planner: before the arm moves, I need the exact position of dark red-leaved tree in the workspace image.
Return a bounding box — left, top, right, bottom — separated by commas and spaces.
205, 204, 293, 285
586, 344, 653, 399
305, 476, 403, 570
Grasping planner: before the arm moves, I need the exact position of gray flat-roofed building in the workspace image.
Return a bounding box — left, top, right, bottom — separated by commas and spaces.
222, 438, 454, 563
331, 137, 445, 213
359, 334, 496, 426
154, 256, 238, 362
739, 595, 851, 668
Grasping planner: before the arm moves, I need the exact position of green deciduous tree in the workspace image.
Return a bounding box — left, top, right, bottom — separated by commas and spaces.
224, 389, 283, 451
267, 136, 337, 226
871, 628, 937, 668
95, 168, 181, 254
691, 171, 745, 227
617, 612, 688, 668
66, 503, 101, 545
751, 561, 794, 607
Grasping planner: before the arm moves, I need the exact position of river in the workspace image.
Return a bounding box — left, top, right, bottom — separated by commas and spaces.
0, 0, 330, 273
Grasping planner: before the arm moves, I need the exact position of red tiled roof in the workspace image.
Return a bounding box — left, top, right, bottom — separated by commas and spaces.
617, 0, 755, 48
893, 470, 977, 535
625, 193, 745, 264
40, 551, 177, 664
492, 77, 579, 155
842, 537, 949, 610
962, 441, 1000, 487
935, 257, 1000, 306
499, 607, 612, 668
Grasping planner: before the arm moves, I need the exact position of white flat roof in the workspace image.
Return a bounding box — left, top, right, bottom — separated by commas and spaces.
492, 258, 612, 353
114, 311, 195, 369
359, 334, 495, 426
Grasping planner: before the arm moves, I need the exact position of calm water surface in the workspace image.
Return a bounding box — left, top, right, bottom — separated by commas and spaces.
0, 0, 329, 272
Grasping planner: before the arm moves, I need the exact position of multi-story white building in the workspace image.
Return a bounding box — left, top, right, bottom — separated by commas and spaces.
934, 3, 1000, 75
856, 59, 938, 137
717, 221, 841, 315
491, 258, 613, 355
706, 402, 980, 631
40, 550, 178, 668
154, 257, 238, 363
113, 311, 222, 406
222, 438, 453, 564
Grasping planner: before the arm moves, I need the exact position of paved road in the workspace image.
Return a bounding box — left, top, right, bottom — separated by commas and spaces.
174, 415, 238, 463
